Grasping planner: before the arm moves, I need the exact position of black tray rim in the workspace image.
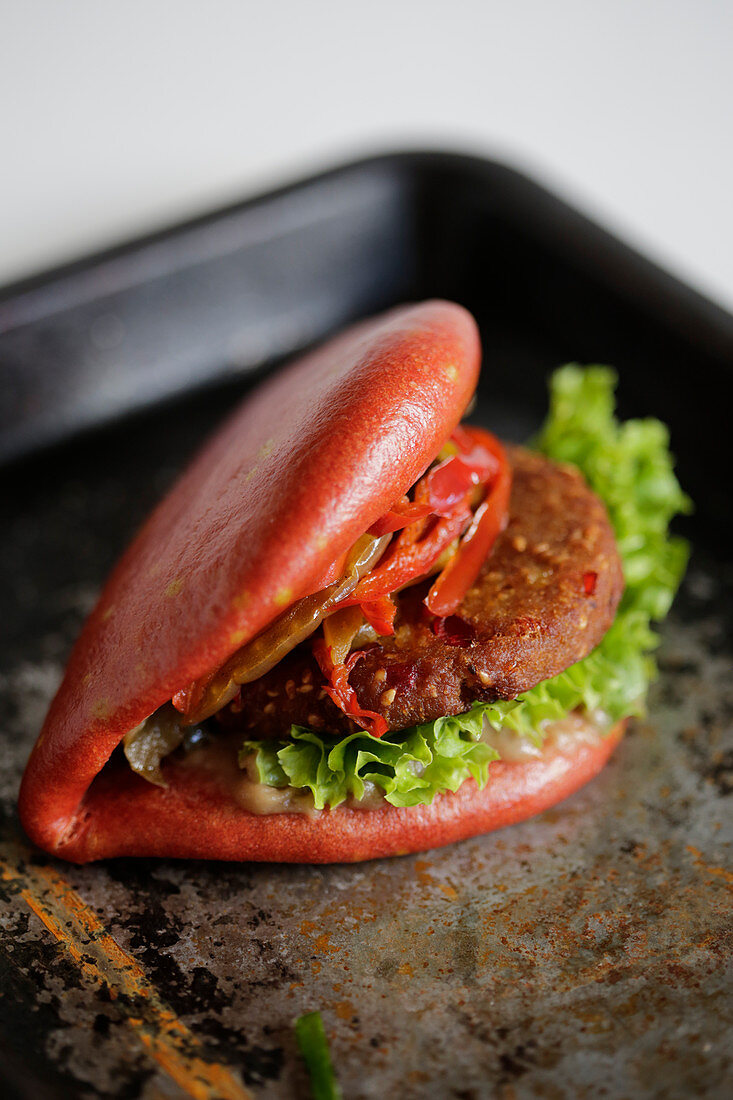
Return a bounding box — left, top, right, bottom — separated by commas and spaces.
1, 148, 731, 348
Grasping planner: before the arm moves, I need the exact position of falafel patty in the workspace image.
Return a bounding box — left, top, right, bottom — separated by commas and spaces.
218, 446, 624, 738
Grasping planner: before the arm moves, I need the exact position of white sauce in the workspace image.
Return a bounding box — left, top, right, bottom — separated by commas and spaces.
172, 709, 609, 815
177, 735, 321, 816
482, 710, 606, 763
235, 778, 319, 816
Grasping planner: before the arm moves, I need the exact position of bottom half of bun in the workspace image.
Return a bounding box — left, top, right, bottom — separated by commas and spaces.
26, 721, 625, 864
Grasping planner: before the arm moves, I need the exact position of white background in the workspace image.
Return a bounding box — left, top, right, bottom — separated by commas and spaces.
2, 0, 732, 309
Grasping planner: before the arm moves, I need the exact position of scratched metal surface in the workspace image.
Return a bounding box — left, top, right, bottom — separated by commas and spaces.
2, 151, 732, 1100
0, 378, 731, 1099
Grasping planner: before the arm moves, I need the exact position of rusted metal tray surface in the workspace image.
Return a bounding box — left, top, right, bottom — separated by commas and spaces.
1, 153, 731, 1099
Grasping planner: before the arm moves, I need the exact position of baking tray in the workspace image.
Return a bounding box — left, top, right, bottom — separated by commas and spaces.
1, 151, 731, 1099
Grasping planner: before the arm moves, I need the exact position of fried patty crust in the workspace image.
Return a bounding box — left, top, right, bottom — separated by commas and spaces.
219, 446, 624, 737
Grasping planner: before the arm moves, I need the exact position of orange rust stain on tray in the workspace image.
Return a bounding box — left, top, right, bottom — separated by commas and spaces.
686, 844, 733, 886
0, 841, 252, 1100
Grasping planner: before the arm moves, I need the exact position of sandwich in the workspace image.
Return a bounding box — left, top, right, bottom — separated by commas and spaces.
18, 300, 689, 863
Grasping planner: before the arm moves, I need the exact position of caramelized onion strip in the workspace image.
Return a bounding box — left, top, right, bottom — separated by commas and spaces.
174, 534, 389, 725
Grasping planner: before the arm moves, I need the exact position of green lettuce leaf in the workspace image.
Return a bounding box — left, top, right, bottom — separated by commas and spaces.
241, 365, 690, 808
242, 709, 497, 810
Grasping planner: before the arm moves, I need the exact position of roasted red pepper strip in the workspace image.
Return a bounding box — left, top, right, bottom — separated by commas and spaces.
312, 638, 388, 737
326, 430, 500, 582
368, 499, 433, 537
358, 596, 397, 636
330, 426, 506, 613
336, 424, 501, 607
450, 422, 476, 452
426, 429, 511, 616
425, 441, 499, 515
337, 502, 473, 607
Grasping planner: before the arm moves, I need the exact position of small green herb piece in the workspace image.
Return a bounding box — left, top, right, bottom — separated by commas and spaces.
295, 1011, 342, 1100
